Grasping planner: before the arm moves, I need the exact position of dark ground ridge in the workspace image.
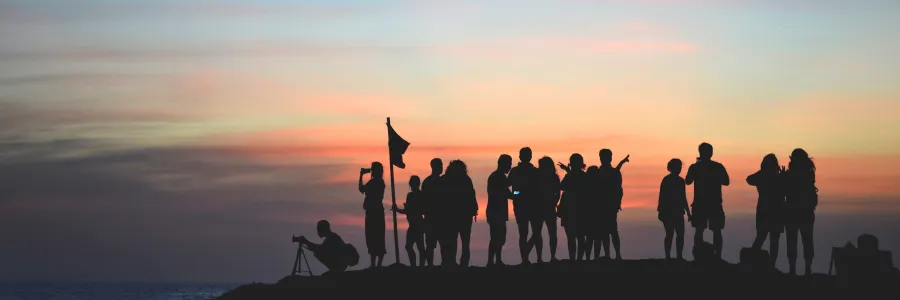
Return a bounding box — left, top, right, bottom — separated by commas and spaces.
217, 259, 899, 299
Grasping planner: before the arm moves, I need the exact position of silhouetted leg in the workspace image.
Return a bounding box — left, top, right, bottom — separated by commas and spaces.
576, 234, 588, 260
612, 231, 622, 259
694, 228, 705, 246
546, 218, 558, 261
565, 225, 577, 260
769, 232, 781, 267
712, 230, 722, 259
405, 230, 416, 267
664, 221, 675, 259
406, 244, 417, 267
376, 255, 384, 267
752, 230, 767, 250
530, 219, 544, 263
800, 222, 814, 276
424, 220, 436, 266
675, 218, 685, 260
517, 220, 531, 264
460, 218, 473, 267
370, 254, 376, 269
601, 234, 611, 259
449, 228, 460, 266
785, 225, 798, 275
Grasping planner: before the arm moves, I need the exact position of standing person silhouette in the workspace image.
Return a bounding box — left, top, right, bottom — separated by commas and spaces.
392, 176, 426, 267
558, 153, 587, 261
783, 148, 817, 276
508, 147, 541, 264
358, 162, 386, 268
747, 154, 785, 268
441, 160, 478, 267
538, 156, 561, 262
685, 142, 730, 259
487, 154, 513, 266
658, 159, 692, 260
597, 149, 629, 260
582, 165, 600, 260
421, 158, 443, 266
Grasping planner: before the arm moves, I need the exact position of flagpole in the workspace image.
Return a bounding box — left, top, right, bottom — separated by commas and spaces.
386, 117, 401, 265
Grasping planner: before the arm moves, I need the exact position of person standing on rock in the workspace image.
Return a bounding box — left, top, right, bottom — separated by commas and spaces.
686, 142, 730, 259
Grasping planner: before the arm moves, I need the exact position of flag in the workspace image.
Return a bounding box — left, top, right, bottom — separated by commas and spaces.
387, 120, 410, 169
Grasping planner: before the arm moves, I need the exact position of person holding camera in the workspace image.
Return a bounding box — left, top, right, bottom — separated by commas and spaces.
359, 162, 386, 269
294, 220, 354, 274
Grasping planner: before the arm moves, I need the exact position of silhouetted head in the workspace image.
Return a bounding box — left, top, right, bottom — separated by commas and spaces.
519, 147, 532, 163
698, 142, 713, 160
371, 162, 384, 179
587, 165, 599, 174
316, 220, 331, 238
569, 153, 585, 171
789, 148, 815, 173
538, 156, 556, 175
430, 158, 443, 176
599, 149, 612, 165
497, 154, 512, 174
667, 158, 682, 175
409, 175, 421, 191
446, 160, 468, 177
761, 154, 779, 173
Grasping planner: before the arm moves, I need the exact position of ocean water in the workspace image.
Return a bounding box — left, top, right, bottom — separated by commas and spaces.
0, 282, 236, 300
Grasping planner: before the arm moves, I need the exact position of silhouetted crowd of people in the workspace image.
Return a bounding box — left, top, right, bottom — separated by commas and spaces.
349, 142, 819, 275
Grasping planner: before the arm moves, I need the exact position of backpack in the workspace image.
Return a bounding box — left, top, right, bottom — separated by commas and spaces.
343, 244, 360, 267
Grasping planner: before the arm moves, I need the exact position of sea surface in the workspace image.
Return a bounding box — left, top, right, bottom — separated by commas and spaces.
0, 282, 236, 300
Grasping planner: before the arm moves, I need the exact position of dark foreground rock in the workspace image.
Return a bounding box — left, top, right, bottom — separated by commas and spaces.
218, 259, 898, 299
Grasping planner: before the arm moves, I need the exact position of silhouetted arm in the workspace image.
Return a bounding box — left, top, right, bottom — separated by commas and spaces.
657, 179, 665, 212
746, 171, 760, 186
358, 172, 366, 194
300, 237, 321, 251
557, 162, 570, 173
720, 164, 730, 186
615, 154, 630, 170
392, 204, 407, 214
681, 180, 691, 219
685, 165, 695, 185
468, 179, 478, 217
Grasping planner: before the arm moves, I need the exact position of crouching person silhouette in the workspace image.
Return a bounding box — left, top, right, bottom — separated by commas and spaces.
294, 220, 360, 275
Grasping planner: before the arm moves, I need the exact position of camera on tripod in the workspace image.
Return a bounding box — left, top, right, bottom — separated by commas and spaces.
292, 235, 305, 243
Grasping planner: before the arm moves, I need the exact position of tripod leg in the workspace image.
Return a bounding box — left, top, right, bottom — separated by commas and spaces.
292, 246, 302, 276
300, 247, 314, 276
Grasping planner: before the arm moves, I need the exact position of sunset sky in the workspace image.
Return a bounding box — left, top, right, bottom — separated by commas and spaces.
1, 0, 899, 283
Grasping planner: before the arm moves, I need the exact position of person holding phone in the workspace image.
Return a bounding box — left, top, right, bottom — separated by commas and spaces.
508, 147, 541, 264
358, 161, 386, 269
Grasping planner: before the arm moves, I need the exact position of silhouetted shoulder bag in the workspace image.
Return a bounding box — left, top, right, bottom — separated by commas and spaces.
344, 244, 360, 267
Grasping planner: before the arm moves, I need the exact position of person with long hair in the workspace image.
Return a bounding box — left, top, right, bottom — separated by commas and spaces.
783, 148, 817, 275
558, 153, 587, 260
538, 156, 562, 262
441, 159, 478, 267
358, 162, 386, 268
747, 153, 785, 268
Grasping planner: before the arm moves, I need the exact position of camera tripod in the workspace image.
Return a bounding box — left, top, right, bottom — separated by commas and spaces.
291, 244, 314, 276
